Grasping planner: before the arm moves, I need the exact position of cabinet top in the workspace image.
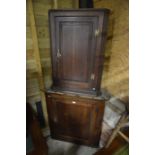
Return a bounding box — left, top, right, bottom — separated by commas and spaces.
46, 89, 108, 101
48, 8, 110, 13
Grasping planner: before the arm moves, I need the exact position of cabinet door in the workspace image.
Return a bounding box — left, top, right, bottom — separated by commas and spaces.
49, 10, 109, 95
46, 93, 104, 146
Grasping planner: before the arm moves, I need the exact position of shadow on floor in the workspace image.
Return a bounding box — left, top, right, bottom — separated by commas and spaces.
47, 137, 98, 155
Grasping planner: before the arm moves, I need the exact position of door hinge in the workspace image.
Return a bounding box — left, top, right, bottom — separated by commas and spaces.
57, 49, 61, 58
90, 73, 95, 80
95, 29, 100, 37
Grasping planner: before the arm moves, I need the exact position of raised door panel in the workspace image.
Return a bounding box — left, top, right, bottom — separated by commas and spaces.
60, 21, 92, 83
50, 98, 93, 140
47, 96, 95, 141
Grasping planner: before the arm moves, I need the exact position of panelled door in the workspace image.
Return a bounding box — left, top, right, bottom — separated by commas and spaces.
49, 10, 109, 95
46, 93, 105, 146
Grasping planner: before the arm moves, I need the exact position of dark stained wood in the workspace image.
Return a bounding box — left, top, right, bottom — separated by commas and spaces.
46, 9, 109, 147
46, 92, 105, 146
48, 9, 110, 96
79, 0, 94, 8
26, 103, 48, 155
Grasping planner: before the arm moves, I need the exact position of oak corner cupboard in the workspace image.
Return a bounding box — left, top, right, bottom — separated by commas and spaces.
48, 9, 110, 96
46, 9, 110, 147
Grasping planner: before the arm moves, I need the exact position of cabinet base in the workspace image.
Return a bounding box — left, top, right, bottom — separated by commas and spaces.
50, 133, 99, 148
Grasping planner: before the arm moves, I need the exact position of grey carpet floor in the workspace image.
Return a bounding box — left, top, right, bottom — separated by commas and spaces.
47, 137, 99, 155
